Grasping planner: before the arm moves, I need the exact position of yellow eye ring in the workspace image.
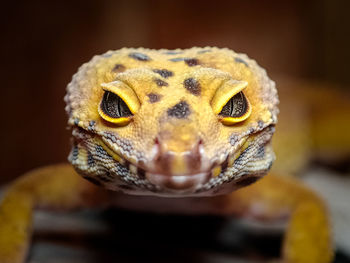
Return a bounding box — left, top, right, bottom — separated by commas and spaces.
98, 106, 132, 125
211, 80, 252, 125
220, 100, 252, 125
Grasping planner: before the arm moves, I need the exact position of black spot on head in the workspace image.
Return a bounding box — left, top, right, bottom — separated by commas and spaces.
128, 52, 151, 61
167, 101, 191, 119
235, 57, 249, 67
74, 118, 80, 126
184, 58, 199, 66
169, 57, 186, 62
184, 78, 201, 96
197, 49, 211, 54
147, 93, 161, 103
236, 176, 259, 187
163, 50, 183, 55
154, 78, 168, 87
112, 64, 126, 73
153, 69, 174, 78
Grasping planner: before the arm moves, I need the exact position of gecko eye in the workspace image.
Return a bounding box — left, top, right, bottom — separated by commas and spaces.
219, 92, 248, 117
218, 91, 251, 125
101, 91, 132, 118
98, 91, 133, 125
211, 79, 251, 125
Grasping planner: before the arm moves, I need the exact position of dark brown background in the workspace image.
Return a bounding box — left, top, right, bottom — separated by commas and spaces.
1, 0, 350, 184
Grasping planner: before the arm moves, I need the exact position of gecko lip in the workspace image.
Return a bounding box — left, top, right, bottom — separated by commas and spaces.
145, 172, 211, 191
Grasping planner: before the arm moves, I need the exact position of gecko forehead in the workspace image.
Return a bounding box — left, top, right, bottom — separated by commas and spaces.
65, 47, 278, 197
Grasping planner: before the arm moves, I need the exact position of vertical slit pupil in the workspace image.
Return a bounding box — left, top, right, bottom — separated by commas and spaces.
101, 91, 132, 118
219, 91, 248, 117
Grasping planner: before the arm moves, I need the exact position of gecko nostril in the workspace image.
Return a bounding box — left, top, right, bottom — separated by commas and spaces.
151, 135, 208, 175
152, 136, 162, 162
186, 138, 204, 172
154, 137, 160, 145
151, 136, 172, 174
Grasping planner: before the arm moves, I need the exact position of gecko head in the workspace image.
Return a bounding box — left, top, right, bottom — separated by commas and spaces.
65, 48, 278, 197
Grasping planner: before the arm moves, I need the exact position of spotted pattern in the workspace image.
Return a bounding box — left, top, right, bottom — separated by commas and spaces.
116, 162, 130, 179
103, 132, 135, 155
258, 120, 264, 129
71, 146, 79, 161
169, 57, 186, 62
197, 49, 211, 54
153, 69, 173, 78
235, 57, 249, 67
147, 93, 161, 103
154, 78, 168, 87
184, 78, 201, 96
66, 48, 279, 196
87, 152, 95, 167
169, 57, 199, 66
184, 58, 199, 66
163, 51, 183, 55
256, 145, 265, 158
234, 145, 252, 165
88, 120, 96, 131
128, 52, 151, 61
112, 64, 126, 72
96, 145, 109, 157
229, 134, 240, 146
167, 101, 191, 119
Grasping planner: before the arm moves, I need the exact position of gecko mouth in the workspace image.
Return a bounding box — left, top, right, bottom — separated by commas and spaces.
92, 136, 222, 193
70, 125, 275, 196
145, 172, 211, 193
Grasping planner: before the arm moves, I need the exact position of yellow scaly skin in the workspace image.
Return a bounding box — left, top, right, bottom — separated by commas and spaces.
0, 47, 333, 263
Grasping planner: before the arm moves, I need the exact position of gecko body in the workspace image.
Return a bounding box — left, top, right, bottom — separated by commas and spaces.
0, 47, 333, 263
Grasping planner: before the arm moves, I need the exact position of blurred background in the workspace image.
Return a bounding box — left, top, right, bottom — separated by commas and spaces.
1, 0, 350, 183
1, 0, 350, 262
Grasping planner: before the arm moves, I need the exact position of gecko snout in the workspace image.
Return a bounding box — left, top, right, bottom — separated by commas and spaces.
146, 136, 211, 191
152, 137, 208, 175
